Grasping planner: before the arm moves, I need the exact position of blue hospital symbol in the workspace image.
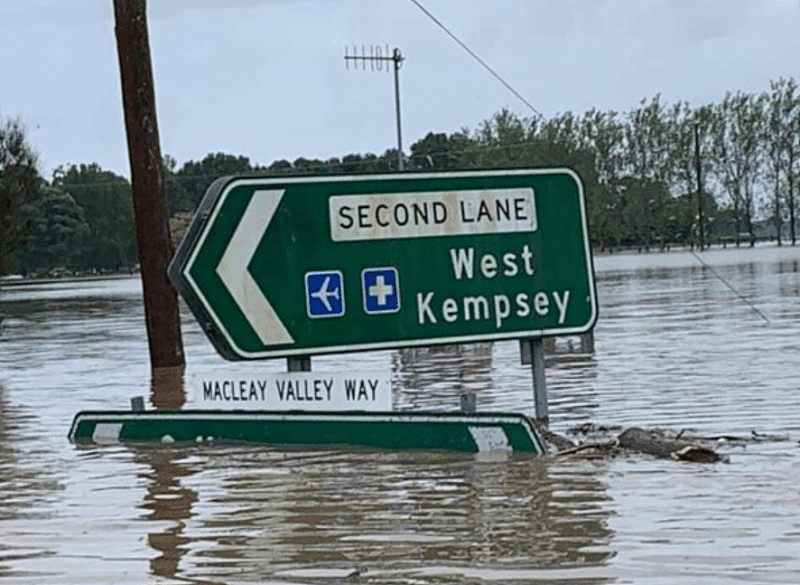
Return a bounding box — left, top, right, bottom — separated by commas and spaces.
362, 267, 400, 314
305, 270, 345, 318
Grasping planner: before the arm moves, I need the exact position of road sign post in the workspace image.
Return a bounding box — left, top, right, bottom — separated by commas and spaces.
70, 169, 595, 451
169, 168, 597, 361
530, 338, 549, 423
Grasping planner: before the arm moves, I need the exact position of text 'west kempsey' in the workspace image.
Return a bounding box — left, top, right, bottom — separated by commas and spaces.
415, 243, 572, 329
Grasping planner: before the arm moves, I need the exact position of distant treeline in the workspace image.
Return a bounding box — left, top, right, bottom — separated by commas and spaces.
2, 76, 799, 276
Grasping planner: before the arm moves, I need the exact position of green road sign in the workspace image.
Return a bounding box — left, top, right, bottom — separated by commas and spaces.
68, 410, 547, 453
168, 169, 597, 360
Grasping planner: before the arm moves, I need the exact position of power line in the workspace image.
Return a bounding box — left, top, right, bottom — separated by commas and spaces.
406, 0, 542, 117
690, 251, 771, 325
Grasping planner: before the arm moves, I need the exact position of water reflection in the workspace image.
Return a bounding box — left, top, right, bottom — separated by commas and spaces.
125, 445, 614, 583
0, 383, 61, 580
777, 259, 799, 274
135, 446, 198, 579
393, 343, 493, 411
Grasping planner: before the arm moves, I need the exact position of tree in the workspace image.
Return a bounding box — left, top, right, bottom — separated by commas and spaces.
377, 148, 404, 172
626, 96, 673, 185
0, 116, 41, 275
533, 113, 602, 244
409, 131, 473, 171
292, 157, 329, 175
168, 211, 194, 248
267, 159, 293, 175
625, 96, 676, 246
665, 192, 698, 244
765, 78, 800, 245
670, 102, 719, 248
615, 176, 670, 249
54, 163, 138, 270
709, 93, 764, 246
164, 154, 190, 215
15, 186, 89, 274
579, 109, 626, 250
472, 108, 533, 168
175, 152, 255, 211
342, 152, 383, 173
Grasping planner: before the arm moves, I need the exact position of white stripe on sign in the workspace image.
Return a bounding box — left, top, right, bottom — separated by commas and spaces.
468, 426, 512, 452
92, 422, 123, 443
215, 189, 294, 346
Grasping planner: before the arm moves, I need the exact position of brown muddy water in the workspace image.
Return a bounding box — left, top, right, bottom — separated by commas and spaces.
1, 245, 799, 584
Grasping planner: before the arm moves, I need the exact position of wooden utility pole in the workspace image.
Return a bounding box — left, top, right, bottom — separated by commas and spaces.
113, 0, 185, 383
694, 122, 705, 251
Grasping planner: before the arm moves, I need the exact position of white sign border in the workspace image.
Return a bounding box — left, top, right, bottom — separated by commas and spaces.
183, 168, 597, 360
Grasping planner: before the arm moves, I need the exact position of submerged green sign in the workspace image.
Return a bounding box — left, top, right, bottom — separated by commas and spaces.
168, 169, 597, 360
69, 410, 547, 453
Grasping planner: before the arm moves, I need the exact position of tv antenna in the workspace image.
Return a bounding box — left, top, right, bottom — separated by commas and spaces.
344, 45, 405, 171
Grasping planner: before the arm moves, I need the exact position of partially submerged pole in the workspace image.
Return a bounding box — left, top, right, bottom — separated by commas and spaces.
113, 0, 185, 399
519, 338, 550, 424
530, 339, 549, 424
287, 356, 311, 372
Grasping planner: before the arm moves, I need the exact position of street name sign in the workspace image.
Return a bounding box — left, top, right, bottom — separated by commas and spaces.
168, 169, 597, 360
190, 371, 392, 412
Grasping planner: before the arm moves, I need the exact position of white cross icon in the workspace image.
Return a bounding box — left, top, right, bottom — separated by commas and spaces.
368, 275, 394, 306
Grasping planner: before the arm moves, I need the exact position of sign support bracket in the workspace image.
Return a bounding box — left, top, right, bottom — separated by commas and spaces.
287, 355, 311, 372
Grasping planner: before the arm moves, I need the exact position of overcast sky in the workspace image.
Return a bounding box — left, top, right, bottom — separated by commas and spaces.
1, 0, 799, 180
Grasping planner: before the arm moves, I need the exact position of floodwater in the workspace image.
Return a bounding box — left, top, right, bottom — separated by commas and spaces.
1, 245, 799, 584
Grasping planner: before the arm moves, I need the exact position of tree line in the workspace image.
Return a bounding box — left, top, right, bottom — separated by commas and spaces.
2, 76, 799, 276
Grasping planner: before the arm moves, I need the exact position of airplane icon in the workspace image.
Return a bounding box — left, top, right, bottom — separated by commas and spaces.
305, 270, 345, 318
310, 276, 340, 312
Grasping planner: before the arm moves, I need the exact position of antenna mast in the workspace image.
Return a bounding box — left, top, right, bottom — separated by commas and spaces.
345, 45, 405, 171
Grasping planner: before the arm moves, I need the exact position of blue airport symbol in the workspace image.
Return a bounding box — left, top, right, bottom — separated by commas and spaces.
305, 270, 345, 318
362, 267, 400, 315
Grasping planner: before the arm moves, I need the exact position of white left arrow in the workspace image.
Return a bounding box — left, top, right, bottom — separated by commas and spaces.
216, 189, 294, 346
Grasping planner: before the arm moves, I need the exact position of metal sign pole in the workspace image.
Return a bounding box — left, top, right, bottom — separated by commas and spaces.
393, 48, 404, 171
287, 355, 311, 372
345, 45, 405, 171
530, 339, 549, 424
